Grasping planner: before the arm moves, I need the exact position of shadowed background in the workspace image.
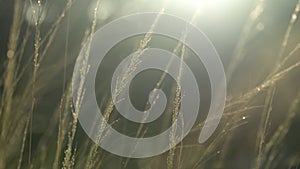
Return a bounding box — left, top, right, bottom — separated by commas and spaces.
0, 0, 300, 168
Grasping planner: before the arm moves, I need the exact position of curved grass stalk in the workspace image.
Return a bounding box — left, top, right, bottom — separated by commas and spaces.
226, 0, 265, 82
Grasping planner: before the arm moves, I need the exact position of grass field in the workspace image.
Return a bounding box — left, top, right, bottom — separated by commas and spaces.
0, 0, 300, 168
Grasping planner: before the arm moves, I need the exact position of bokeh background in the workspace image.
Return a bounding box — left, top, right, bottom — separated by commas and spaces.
0, 0, 300, 168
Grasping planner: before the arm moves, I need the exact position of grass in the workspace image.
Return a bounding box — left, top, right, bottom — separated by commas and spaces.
0, 0, 300, 168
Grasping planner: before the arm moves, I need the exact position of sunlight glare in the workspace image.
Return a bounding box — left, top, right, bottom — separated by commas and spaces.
172, 0, 229, 8
88, 0, 115, 21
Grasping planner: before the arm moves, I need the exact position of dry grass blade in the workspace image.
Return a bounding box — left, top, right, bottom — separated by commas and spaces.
226, 0, 265, 82
252, 88, 275, 169
1, 0, 300, 169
